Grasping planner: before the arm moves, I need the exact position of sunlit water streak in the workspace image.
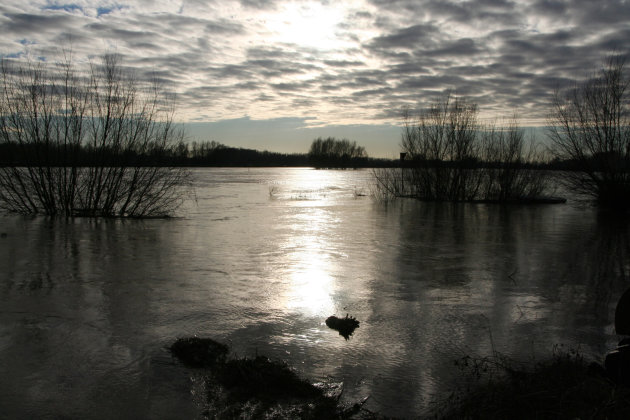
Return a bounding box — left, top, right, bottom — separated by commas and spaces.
0, 168, 629, 418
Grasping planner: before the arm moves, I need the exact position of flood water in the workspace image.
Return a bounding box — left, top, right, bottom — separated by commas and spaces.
1, 167, 629, 419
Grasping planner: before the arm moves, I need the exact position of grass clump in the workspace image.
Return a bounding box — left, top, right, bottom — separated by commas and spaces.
433, 348, 630, 419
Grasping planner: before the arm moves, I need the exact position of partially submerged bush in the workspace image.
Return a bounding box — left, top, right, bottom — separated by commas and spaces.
373, 94, 554, 204
399, 95, 483, 201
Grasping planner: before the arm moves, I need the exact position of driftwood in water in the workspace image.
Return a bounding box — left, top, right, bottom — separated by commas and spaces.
326, 314, 360, 339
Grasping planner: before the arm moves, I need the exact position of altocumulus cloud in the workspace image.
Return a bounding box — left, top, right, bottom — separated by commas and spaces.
0, 0, 629, 155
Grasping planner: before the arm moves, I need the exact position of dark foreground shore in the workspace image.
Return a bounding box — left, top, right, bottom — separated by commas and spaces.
170, 338, 629, 419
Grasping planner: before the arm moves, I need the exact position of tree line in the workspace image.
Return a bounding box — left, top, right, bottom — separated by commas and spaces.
0, 137, 394, 168
0, 139, 311, 168
0, 132, 604, 171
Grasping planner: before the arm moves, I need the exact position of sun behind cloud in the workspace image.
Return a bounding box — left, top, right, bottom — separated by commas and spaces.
1, 0, 629, 147
263, 1, 349, 51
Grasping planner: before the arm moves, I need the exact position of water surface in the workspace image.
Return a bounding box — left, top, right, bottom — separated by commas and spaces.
0, 168, 628, 418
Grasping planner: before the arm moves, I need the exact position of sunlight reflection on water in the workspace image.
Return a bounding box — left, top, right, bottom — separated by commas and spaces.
1, 168, 629, 418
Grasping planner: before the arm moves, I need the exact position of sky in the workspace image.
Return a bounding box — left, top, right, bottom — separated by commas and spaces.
1, 0, 629, 157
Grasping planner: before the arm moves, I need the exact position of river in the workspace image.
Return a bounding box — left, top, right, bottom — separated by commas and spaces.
0, 167, 628, 418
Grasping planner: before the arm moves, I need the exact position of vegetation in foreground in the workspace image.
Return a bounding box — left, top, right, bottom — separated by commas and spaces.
169, 337, 377, 419
170, 338, 630, 420
432, 348, 630, 420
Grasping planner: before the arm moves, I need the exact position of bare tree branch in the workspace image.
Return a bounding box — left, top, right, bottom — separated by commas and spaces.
0, 56, 192, 217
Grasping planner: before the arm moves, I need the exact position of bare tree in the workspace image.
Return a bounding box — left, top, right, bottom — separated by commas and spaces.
400, 93, 484, 201
373, 95, 551, 202
0, 55, 192, 217
482, 119, 549, 201
548, 55, 630, 207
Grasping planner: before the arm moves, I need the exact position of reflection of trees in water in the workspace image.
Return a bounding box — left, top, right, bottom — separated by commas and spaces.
544, 211, 630, 332
0, 217, 195, 418
391, 201, 630, 334
362, 201, 630, 415
593, 213, 630, 301
392, 201, 485, 287
354, 201, 495, 415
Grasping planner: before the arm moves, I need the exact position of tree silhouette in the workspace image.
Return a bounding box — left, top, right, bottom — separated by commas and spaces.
0, 55, 191, 217
307, 137, 367, 169
548, 55, 630, 208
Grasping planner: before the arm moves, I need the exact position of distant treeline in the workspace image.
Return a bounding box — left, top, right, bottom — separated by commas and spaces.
0, 139, 394, 168
183, 141, 309, 166
307, 137, 368, 169
0, 139, 590, 170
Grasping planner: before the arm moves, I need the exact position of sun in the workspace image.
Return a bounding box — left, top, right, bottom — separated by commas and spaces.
264, 2, 348, 50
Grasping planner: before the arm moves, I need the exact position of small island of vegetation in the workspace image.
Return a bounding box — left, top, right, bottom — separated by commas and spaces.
373, 93, 555, 204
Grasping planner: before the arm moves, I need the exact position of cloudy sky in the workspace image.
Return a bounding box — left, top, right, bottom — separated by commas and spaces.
1, 0, 629, 156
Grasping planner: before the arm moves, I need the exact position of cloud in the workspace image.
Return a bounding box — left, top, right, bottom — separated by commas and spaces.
368, 23, 437, 51
421, 38, 483, 57
270, 81, 313, 92
0, 0, 629, 153
240, 0, 277, 10
323, 59, 365, 67
529, 0, 567, 15
1, 12, 78, 34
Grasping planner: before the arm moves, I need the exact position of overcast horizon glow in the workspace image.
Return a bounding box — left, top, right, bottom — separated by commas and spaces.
1, 0, 629, 157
